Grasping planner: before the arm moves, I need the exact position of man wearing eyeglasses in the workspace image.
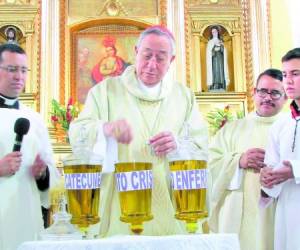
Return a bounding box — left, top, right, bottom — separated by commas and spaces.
260, 48, 300, 250
0, 43, 59, 250
69, 25, 208, 236
208, 68, 287, 250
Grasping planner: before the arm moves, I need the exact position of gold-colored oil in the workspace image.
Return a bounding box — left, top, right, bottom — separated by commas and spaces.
64, 164, 102, 228
115, 162, 153, 234
169, 160, 208, 231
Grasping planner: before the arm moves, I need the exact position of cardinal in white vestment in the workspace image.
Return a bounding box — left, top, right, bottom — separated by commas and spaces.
69, 25, 208, 236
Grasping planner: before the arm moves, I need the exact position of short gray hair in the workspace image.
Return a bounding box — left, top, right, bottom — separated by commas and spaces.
136, 25, 176, 56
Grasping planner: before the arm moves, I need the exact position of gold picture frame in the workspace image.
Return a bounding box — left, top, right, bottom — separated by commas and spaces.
69, 19, 149, 104
59, 0, 167, 105
71, 28, 142, 104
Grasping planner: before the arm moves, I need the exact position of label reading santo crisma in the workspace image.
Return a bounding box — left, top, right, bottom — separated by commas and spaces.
115, 170, 153, 192
64, 172, 102, 190
171, 169, 207, 190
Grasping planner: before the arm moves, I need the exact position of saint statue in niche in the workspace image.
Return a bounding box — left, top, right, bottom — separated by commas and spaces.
206, 25, 229, 91
5, 26, 18, 44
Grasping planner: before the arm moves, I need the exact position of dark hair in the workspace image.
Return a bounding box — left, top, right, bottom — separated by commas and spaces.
7, 27, 16, 39
209, 25, 222, 40
0, 43, 26, 63
256, 68, 282, 87
281, 47, 300, 62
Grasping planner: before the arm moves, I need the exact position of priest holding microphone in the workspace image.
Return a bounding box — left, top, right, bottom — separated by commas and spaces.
0, 43, 59, 249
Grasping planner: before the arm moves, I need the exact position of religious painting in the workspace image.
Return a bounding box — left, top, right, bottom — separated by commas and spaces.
73, 31, 140, 104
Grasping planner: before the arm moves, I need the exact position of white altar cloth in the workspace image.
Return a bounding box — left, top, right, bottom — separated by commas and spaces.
18, 234, 239, 250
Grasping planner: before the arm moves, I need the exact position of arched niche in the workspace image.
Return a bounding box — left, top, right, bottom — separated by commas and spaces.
0, 3, 40, 110
200, 24, 234, 92
0, 25, 26, 46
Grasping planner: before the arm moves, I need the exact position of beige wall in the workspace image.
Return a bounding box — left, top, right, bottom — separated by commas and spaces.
270, 0, 293, 68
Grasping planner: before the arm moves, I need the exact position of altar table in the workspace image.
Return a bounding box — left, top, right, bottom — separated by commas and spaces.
18, 234, 240, 250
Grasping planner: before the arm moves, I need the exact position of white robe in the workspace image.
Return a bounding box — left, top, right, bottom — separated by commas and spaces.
0, 107, 59, 250
263, 113, 300, 250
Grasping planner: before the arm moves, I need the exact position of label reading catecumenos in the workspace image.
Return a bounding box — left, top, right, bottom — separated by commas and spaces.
64, 172, 101, 190
170, 169, 207, 190
115, 170, 153, 192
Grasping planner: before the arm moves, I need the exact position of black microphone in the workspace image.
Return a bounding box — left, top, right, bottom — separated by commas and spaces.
13, 117, 30, 151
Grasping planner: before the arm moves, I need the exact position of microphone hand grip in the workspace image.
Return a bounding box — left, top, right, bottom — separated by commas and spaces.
12, 142, 22, 152
12, 118, 30, 152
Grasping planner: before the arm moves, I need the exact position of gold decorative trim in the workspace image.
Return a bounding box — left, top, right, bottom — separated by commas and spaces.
52, 143, 72, 154
242, 0, 254, 112
69, 18, 149, 32
190, 19, 238, 36
195, 92, 248, 116
195, 91, 246, 101
189, 0, 240, 7
266, 0, 272, 66
0, 0, 37, 5
184, 0, 191, 87
59, 0, 66, 105
160, 0, 167, 25
99, 0, 129, 17
36, 0, 41, 112
19, 92, 37, 109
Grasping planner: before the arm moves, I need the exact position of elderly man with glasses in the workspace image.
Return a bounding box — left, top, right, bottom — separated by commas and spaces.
208, 68, 287, 250
69, 25, 208, 236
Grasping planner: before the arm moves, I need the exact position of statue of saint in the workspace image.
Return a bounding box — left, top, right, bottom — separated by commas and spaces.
206, 26, 229, 91
5, 26, 18, 44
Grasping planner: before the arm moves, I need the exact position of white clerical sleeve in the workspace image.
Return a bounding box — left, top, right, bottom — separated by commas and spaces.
92, 122, 117, 173
262, 125, 283, 198
261, 181, 283, 198
35, 114, 60, 188
37, 123, 59, 208
21, 105, 60, 184
264, 123, 280, 168
228, 165, 243, 190
290, 160, 300, 184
